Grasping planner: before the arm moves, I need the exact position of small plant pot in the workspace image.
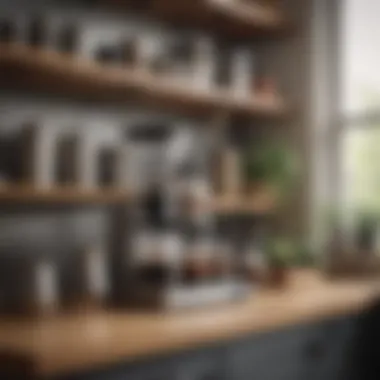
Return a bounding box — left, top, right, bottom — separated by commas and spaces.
184, 257, 212, 284
266, 266, 288, 288
245, 182, 277, 209
246, 181, 271, 195
245, 266, 267, 284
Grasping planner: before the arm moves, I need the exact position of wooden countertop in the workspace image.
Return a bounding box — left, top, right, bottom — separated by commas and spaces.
0, 270, 379, 378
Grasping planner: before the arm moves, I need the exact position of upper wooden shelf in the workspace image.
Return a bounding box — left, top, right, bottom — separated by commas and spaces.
0, 43, 287, 119
0, 185, 131, 204
112, 0, 290, 39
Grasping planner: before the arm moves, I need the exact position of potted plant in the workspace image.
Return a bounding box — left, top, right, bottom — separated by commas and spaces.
293, 241, 315, 267
265, 237, 295, 287
355, 210, 380, 253
242, 142, 300, 203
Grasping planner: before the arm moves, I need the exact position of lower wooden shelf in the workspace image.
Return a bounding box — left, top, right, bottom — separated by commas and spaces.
212, 193, 276, 215
0, 185, 131, 204
0, 186, 277, 212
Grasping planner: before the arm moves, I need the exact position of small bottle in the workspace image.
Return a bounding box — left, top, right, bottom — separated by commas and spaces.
28, 16, 48, 48
231, 48, 254, 99
30, 254, 59, 315
144, 185, 165, 229
77, 134, 97, 189
56, 23, 78, 54
185, 236, 215, 283
211, 240, 234, 279
55, 134, 80, 186
116, 143, 130, 189
221, 147, 242, 196
244, 244, 268, 284
133, 231, 173, 287
255, 77, 278, 100
95, 45, 122, 65
0, 19, 15, 43
21, 122, 56, 189
97, 145, 119, 188
194, 36, 216, 92
121, 38, 138, 67
213, 45, 233, 92
74, 245, 110, 309
83, 245, 109, 306
161, 231, 184, 285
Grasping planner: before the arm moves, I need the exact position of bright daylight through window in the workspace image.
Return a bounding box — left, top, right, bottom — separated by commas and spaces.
341, 0, 380, 211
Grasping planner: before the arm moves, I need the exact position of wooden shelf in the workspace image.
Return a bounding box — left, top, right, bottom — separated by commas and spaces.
116, 0, 290, 39
0, 185, 275, 213
0, 185, 131, 204
0, 43, 288, 119
212, 193, 276, 215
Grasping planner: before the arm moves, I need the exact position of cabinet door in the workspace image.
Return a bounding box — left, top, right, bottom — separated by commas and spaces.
305, 316, 358, 380
228, 324, 318, 380
175, 346, 227, 380
60, 356, 176, 380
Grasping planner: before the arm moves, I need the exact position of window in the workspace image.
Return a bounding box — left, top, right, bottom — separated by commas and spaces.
340, 0, 380, 211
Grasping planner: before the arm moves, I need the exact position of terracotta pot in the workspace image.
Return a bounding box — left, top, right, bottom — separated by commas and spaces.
209, 256, 234, 278
245, 182, 278, 210
245, 266, 267, 283
184, 257, 212, 283
246, 181, 270, 196
267, 266, 288, 288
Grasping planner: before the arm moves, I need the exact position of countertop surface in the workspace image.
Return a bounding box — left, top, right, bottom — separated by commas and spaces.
0, 270, 379, 377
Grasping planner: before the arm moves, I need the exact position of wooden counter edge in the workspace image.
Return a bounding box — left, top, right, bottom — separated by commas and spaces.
0, 277, 378, 378
39, 298, 373, 378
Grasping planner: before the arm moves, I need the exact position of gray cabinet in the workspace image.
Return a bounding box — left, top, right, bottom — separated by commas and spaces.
305, 317, 357, 380
62, 356, 176, 380
228, 324, 321, 380
174, 347, 227, 380
59, 316, 357, 380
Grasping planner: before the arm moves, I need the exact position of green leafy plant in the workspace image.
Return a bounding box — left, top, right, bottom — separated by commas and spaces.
292, 241, 316, 267
266, 238, 295, 268
242, 142, 300, 194
265, 238, 315, 268
355, 209, 380, 251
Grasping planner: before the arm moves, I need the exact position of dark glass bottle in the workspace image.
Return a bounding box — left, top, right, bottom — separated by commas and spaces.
121, 39, 137, 66
29, 253, 59, 315
0, 19, 15, 43
95, 45, 122, 65
28, 16, 47, 47
97, 146, 119, 187
56, 24, 78, 54
55, 134, 80, 186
